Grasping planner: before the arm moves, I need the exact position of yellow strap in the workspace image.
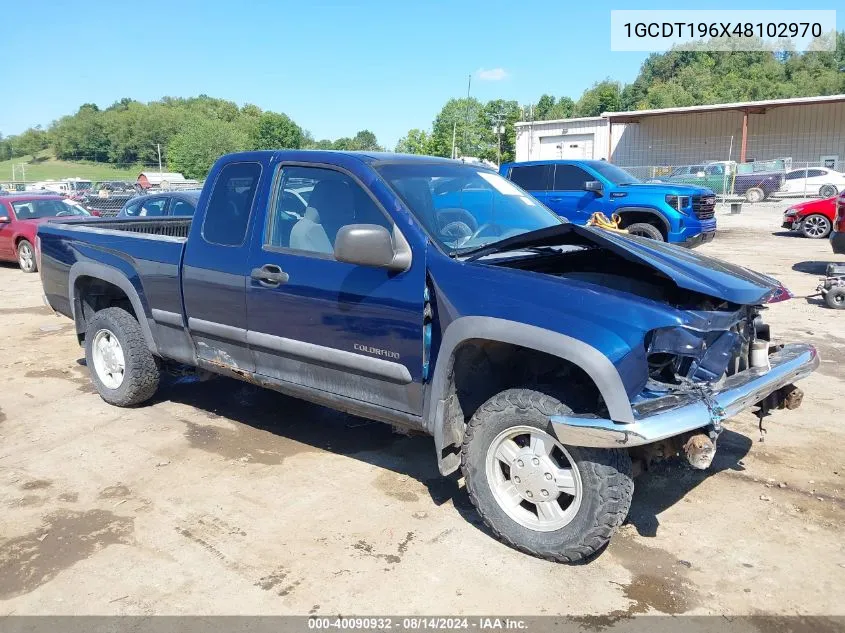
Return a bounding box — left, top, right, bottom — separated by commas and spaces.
586, 212, 627, 233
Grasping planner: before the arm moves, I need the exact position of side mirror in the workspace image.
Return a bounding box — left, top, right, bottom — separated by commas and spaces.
584, 180, 603, 195
334, 224, 411, 272
0, 216, 9, 224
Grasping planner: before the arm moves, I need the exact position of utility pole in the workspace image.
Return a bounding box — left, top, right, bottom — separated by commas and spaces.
492, 110, 505, 167
451, 121, 458, 159
157, 143, 163, 173
462, 74, 472, 157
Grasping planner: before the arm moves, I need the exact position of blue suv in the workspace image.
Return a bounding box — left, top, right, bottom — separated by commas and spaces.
500, 159, 717, 247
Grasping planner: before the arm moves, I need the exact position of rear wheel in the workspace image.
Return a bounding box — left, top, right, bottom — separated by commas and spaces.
825, 287, 845, 310
745, 188, 764, 203
17, 240, 36, 273
625, 222, 664, 241
461, 389, 633, 563
85, 307, 160, 406
819, 184, 838, 198
801, 214, 831, 239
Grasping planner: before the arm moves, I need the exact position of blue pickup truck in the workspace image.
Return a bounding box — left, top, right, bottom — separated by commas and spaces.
38, 150, 816, 562
500, 159, 717, 246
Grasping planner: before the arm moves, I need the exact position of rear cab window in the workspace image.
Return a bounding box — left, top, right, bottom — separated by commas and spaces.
508, 165, 551, 191
202, 162, 262, 246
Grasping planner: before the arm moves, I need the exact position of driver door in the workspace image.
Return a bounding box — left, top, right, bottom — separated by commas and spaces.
245, 163, 427, 415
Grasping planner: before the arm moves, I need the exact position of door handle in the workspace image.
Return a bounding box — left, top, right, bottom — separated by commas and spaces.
250, 265, 289, 286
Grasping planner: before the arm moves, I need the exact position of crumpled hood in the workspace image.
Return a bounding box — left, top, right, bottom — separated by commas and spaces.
574, 226, 781, 304
466, 224, 782, 306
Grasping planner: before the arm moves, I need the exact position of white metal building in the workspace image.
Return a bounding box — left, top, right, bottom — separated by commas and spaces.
515, 94, 845, 171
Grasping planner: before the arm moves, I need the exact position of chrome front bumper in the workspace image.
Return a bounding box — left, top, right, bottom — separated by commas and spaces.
550, 343, 818, 449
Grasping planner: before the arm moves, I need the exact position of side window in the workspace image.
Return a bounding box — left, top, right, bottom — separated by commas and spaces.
265, 165, 391, 256
170, 199, 196, 217
806, 169, 825, 178
552, 165, 591, 191
705, 165, 724, 176
202, 162, 262, 246
139, 198, 167, 217
785, 170, 806, 181
122, 201, 142, 217
508, 165, 550, 191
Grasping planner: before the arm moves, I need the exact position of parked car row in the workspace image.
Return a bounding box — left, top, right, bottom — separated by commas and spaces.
659, 163, 845, 203
0, 195, 92, 272
0, 190, 201, 272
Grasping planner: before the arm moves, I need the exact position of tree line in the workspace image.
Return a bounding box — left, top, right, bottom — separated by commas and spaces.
2, 34, 843, 176
0, 95, 384, 179
396, 33, 845, 164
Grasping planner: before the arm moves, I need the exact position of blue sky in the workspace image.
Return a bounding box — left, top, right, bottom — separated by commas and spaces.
1, 0, 842, 150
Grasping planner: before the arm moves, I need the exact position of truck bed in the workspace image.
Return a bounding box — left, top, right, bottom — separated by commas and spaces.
38, 217, 191, 331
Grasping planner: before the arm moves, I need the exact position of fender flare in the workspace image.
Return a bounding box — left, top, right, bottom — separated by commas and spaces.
68, 261, 159, 355
614, 206, 670, 233
424, 316, 635, 473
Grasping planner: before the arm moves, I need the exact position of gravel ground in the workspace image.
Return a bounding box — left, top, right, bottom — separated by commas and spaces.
0, 205, 844, 617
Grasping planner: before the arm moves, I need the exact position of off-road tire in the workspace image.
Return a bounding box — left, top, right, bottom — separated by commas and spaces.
625, 222, 664, 241
824, 287, 845, 310
85, 307, 160, 406
461, 388, 633, 563
17, 239, 36, 273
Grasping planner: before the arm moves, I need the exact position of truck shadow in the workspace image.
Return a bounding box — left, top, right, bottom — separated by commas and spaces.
138, 372, 753, 550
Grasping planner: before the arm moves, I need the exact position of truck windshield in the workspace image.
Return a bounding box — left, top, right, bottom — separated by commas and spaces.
589, 162, 641, 185
376, 163, 563, 253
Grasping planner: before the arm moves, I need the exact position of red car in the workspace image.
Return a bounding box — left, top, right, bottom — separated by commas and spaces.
782, 196, 837, 239
0, 194, 91, 273
832, 191, 845, 255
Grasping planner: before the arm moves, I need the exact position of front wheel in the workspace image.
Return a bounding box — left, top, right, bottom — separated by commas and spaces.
85, 307, 160, 406
17, 239, 36, 273
625, 222, 665, 241
801, 214, 831, 239
461, 389, 633, 563
745, 188, 764, 203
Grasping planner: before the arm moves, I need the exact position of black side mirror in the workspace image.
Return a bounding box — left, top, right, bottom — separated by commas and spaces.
584, 180, 603, 195
334, 224, 412, 272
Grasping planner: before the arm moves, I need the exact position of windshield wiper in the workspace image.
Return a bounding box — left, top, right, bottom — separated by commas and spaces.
453, 224, 578, 262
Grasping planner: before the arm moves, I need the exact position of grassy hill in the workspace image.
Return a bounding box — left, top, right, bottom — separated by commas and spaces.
0, 151, 145, 184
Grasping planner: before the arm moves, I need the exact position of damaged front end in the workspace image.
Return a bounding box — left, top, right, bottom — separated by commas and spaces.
549, 304, 819, 470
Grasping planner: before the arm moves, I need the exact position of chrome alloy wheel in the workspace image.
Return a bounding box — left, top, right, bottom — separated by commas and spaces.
91, 329, 126, 389
485, 425, 583, 531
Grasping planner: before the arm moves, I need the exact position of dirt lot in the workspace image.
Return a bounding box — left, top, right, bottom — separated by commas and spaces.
1, 205, 844, 617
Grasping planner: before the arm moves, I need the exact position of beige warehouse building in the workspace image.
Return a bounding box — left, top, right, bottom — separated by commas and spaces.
515, 94, 845, 174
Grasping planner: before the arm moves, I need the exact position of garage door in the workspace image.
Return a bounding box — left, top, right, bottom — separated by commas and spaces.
538, 134, 594, 160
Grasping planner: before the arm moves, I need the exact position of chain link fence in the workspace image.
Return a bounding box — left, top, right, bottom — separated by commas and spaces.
0, 172, 204, 217
612, 129, 845, 203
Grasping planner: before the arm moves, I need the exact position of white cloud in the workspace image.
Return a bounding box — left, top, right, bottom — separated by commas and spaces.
476, 67, 509, 81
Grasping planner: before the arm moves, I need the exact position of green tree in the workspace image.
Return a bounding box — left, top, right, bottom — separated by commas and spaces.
395, 129, 433, 154
249, 111, 304, 150
167, 117, 249, 179
481, 99, 522, 164
350, 129, 382, 151
574, 80, 622, 116
430, 97, 487, 158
